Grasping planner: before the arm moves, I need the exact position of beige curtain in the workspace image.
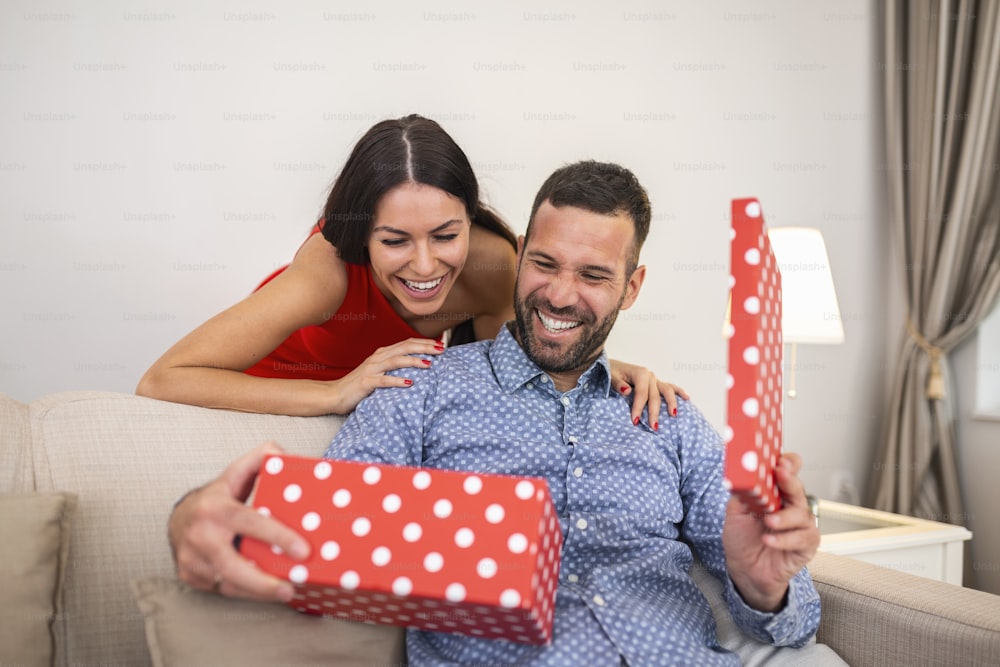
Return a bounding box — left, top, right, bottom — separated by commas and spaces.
870, 0, 1000, 522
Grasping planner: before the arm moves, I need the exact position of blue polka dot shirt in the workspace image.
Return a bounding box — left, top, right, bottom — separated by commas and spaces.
324, 325, 820, 665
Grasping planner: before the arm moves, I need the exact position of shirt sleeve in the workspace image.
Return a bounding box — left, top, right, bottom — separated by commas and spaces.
672, 399, 821, 647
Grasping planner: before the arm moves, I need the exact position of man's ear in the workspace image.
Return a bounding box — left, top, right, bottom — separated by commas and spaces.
515, 235, 526, 264
620, 265, 646, 311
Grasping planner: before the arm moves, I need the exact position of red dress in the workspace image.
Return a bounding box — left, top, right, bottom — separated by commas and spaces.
244, 234, 423, 381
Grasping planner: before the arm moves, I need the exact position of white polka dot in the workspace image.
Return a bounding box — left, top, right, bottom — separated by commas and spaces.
313, 461, 332, 480
264, 457, 283, 475
271, 543, 283, 555
301, 512, 321, 531
289, 565, 308, 584
445, 583, 466, 602
515, 480, 534, 500
424, 552, 444, 572
744, 248, 761, 265
257, 506, 271, 517
283, 484, 302, 503
742, 451, 759, 472
742, 398, 760, 418
723, 426, 733, 443
508, 533, 528, 554
743, 346, 760, 364
362, 466, 381, 485
724, 323, 735, 339
433, 499, 452, 518
382, 494, 401, 513
499, 589, 521, 608
402, 522, 422, 542
352, 517, 371, 537
728, 274, 736, 288
744, 296, 760, 314
340, 571, 360, 590
412, 471, 431, 490
485, 503, 505, 524
392, 577, 412, 596
320, 541, 340, 560
463, 476, 483, 495
332, 489, 351, 508
725, 373, 734, 389
477, 558, 498, 579
455, 528, 475, 548
372, 546, 391, 567
745, 201, 761, 218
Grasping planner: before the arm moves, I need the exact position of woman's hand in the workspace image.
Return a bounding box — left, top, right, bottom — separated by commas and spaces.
326, 337, 445, 414
609, 359, 690, 430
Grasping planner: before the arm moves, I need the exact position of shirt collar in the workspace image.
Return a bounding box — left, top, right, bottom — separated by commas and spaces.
489, 322, 613, 396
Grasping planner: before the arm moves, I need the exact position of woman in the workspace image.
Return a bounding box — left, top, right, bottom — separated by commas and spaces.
137, 115, 684, 420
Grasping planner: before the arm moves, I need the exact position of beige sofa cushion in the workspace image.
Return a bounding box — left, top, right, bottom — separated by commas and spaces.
28, 391, 344, 667
811, 550, 1000, 665
0, 492, 77, 667
132, 577, 406, 667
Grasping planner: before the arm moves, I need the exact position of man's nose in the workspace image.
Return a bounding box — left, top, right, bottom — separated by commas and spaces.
544, 272, 578, 308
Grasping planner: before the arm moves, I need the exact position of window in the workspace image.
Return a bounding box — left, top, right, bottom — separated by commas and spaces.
976, 303, 1000, 417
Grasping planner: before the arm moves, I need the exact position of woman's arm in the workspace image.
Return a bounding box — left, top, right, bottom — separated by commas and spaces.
136, 235, 442, 416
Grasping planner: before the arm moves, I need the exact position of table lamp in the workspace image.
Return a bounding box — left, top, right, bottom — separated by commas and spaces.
765, 227, 845, 398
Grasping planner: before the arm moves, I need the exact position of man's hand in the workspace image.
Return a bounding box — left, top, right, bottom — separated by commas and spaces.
722, 452, 820, 612
168, 442, 311, 601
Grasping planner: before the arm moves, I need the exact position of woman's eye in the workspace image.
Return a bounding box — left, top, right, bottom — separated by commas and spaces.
380, 238, 406, 247
434, 234, 459, 242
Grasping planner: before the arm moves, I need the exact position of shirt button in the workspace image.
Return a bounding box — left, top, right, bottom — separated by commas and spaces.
593, 594, 606, 606
541, 376, 550, 383
576, 518, 588, 530
560, 396, 570, 406
573, 467, 583, 478
568, 435, 578, 443
567, 574, 579, 583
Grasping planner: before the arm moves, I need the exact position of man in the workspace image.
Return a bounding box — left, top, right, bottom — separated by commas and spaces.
170, 161, 821, 664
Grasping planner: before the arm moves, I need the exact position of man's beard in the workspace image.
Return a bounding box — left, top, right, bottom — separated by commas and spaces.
512, 283, 624, 375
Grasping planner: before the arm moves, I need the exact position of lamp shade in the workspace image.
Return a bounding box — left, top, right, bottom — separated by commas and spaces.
766, 227, 844, 344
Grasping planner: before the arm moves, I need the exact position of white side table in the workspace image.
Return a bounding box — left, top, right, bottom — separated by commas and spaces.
816, 499, 972, 585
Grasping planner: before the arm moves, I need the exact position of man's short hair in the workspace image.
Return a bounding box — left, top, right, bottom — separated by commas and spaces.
527, 160, 651, 272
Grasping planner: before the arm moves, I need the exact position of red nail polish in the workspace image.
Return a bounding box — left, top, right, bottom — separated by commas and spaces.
633, 416, 640, 425
621, 385, 630, 393
672, 408, 678, 417
653, 421, 659, 431
421, 359, 431, 366
435, 344, 445, 351
403, 379, 413, 386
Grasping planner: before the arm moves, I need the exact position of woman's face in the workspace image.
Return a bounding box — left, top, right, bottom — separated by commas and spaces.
367, 181, 471, 317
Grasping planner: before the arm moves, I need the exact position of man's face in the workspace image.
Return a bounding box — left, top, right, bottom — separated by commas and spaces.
513, 201, 645, 385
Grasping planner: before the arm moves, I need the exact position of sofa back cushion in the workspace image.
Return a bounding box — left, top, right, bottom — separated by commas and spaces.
28, 391, 345, 667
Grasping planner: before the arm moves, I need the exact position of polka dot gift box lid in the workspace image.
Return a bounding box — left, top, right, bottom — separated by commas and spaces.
239, 454, 562, 645
724, 198, 784, 513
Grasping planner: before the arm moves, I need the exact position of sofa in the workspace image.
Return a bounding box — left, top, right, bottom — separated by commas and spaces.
2, 390, 999, 666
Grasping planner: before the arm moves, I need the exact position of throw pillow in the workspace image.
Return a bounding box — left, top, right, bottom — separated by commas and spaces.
131, 577, 406, 666
0, 492, 77, 667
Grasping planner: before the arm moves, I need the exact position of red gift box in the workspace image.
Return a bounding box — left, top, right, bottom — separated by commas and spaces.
724, 198, 784, 512
240, 454, 562, 644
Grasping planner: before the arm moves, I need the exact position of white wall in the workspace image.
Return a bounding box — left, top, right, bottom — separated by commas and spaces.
1, 4, 885, 510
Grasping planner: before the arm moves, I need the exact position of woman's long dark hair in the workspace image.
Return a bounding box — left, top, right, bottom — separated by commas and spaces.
320, 114, 516, 264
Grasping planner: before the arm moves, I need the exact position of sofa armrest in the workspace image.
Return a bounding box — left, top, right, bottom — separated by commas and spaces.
809, 550, 1000, 666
